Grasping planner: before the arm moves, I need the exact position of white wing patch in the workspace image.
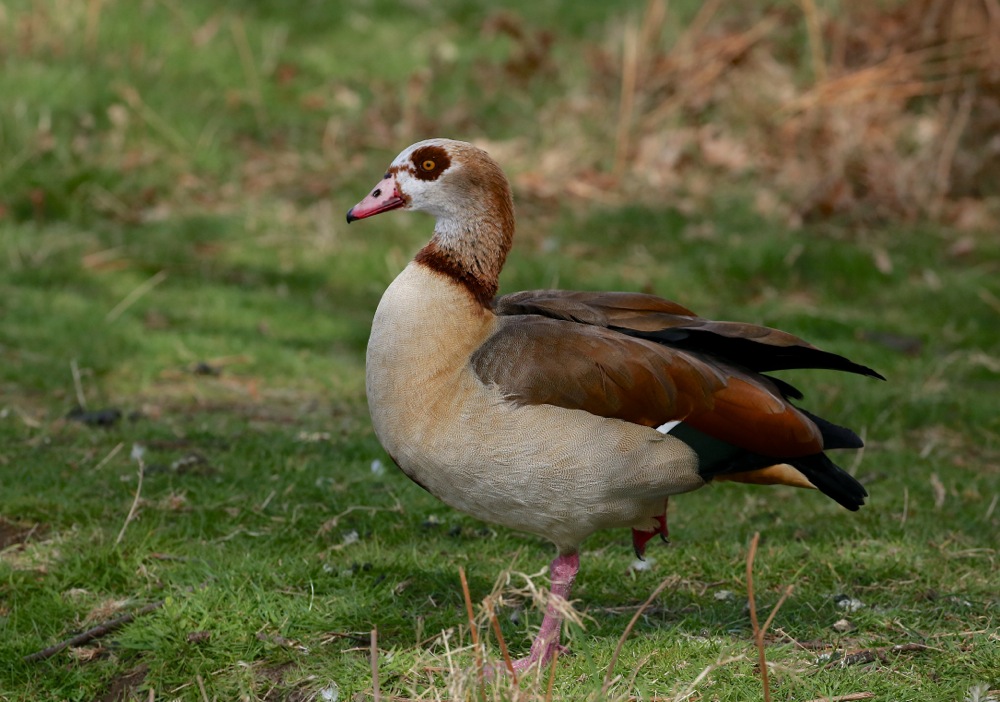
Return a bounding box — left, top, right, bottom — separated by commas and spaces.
656, 420, 681, 435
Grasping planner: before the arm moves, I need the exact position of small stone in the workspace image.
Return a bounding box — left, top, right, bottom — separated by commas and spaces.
834, 594, 865, 612
341, 530, 359, 546
714, 589, 735, 601
628, 557, 655, 573
67, 406, 123, 428
832, 618, 853, 632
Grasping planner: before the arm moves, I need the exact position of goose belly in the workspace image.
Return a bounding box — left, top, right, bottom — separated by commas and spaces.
369, 368, 704, 550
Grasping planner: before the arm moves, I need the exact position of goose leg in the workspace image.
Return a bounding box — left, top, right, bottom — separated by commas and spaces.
512, 552, 579, 672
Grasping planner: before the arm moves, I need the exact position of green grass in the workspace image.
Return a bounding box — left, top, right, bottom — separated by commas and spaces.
2, 1, 999, 700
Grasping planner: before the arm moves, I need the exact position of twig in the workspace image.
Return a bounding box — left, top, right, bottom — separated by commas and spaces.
70, 358, 87, 410
487, 605, 517, 682
984, 493, 998, 521
931, 90, 974, 218
762, 584, 794, 634
317, 500, 403, 534
673, 0, 722, 56
772, 628, 830, 651
23, 601, 164, 662
803, 693, 874, 702
926, 628, 990, 639
979, 288, 1000, 316
672, 655, 744, 702
613, 19, 640, 179
746, 532, 788, 702
105, 270, 168, 323
85, 0, 104, 55
371, 628, 380, 702
255, 631, 307, 651
602, 574, 675, 694
118, 85, 189, 152
746, 533, 768, 701
458, 567, 484, 692
824, 642, 932, 668
230, 16, 265, 129
545, 646, 559, 702
116, 450, 147, 546
612, 0, 666, 180
799, 0, 827, 83
625, 650, 659, 691
196, 674, 209, 702
93, 442, 125, 471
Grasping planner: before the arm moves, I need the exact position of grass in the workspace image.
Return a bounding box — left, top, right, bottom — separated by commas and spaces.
2, 1, 999, 700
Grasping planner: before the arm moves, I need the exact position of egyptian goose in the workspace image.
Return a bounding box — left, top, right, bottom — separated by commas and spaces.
347, 138, 883, 672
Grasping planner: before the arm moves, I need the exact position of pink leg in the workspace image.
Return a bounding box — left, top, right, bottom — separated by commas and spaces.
512, 552, 580, 672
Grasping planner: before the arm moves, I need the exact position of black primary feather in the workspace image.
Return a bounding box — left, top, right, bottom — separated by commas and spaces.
614, 327, 886, 380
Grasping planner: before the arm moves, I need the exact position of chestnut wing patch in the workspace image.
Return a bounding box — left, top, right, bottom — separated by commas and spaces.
470, 315, 825, 457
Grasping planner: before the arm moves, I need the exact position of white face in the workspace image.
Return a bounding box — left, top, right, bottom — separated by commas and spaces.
388, 138, 466, 219
346, 138, 482, 227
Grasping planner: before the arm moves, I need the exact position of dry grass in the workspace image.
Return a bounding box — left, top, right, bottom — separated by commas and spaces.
6, 1, 995, 233
374, 542, 800, 702
495, 0, 1000, 228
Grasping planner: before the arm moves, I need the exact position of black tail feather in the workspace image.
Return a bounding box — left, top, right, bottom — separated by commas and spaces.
788, 452, 868, 511
798, 408, 865, 450
677, 420, 868, 511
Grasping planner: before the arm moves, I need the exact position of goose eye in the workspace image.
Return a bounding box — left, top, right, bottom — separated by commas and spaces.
421, 159, 436, 171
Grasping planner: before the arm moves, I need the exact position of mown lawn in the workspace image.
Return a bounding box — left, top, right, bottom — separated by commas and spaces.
2, 1, 998, 700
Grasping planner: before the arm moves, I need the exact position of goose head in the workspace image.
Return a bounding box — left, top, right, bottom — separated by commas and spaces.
346, 138, 516, 304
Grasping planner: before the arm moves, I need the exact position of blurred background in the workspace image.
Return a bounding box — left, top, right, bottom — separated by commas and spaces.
2, 1, 999, 700
2, 0, 998, 401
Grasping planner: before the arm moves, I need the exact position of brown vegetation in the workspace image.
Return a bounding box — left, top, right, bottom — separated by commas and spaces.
501, 0, 1000, 228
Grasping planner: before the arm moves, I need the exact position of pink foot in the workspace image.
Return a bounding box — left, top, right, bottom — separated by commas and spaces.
508, 552, 579, 673
510, 642, 569, 673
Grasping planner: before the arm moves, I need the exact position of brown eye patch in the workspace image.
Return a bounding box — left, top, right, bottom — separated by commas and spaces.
410, 145, 450, 181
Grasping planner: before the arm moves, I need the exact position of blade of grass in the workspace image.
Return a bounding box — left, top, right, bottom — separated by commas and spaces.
105, 270, 168, 323
746, 532, 771, 702
115, 449, 147, 546
458, 566, 484, 695
371, 628, 381, 702
602, 574, 676, 695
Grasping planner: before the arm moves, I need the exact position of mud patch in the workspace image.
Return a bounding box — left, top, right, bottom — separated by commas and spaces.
0, 517, 46, 549
95, 664, 148, 702
259, 662, 316, 702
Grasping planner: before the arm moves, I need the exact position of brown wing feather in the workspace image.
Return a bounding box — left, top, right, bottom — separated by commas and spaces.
494, 290, 808, 343
493, 290, 885, 380
471, 315, 824, 457
494, 290, 697, 326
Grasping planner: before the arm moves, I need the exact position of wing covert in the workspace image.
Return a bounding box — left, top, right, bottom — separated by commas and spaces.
471, 313, 825, 457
